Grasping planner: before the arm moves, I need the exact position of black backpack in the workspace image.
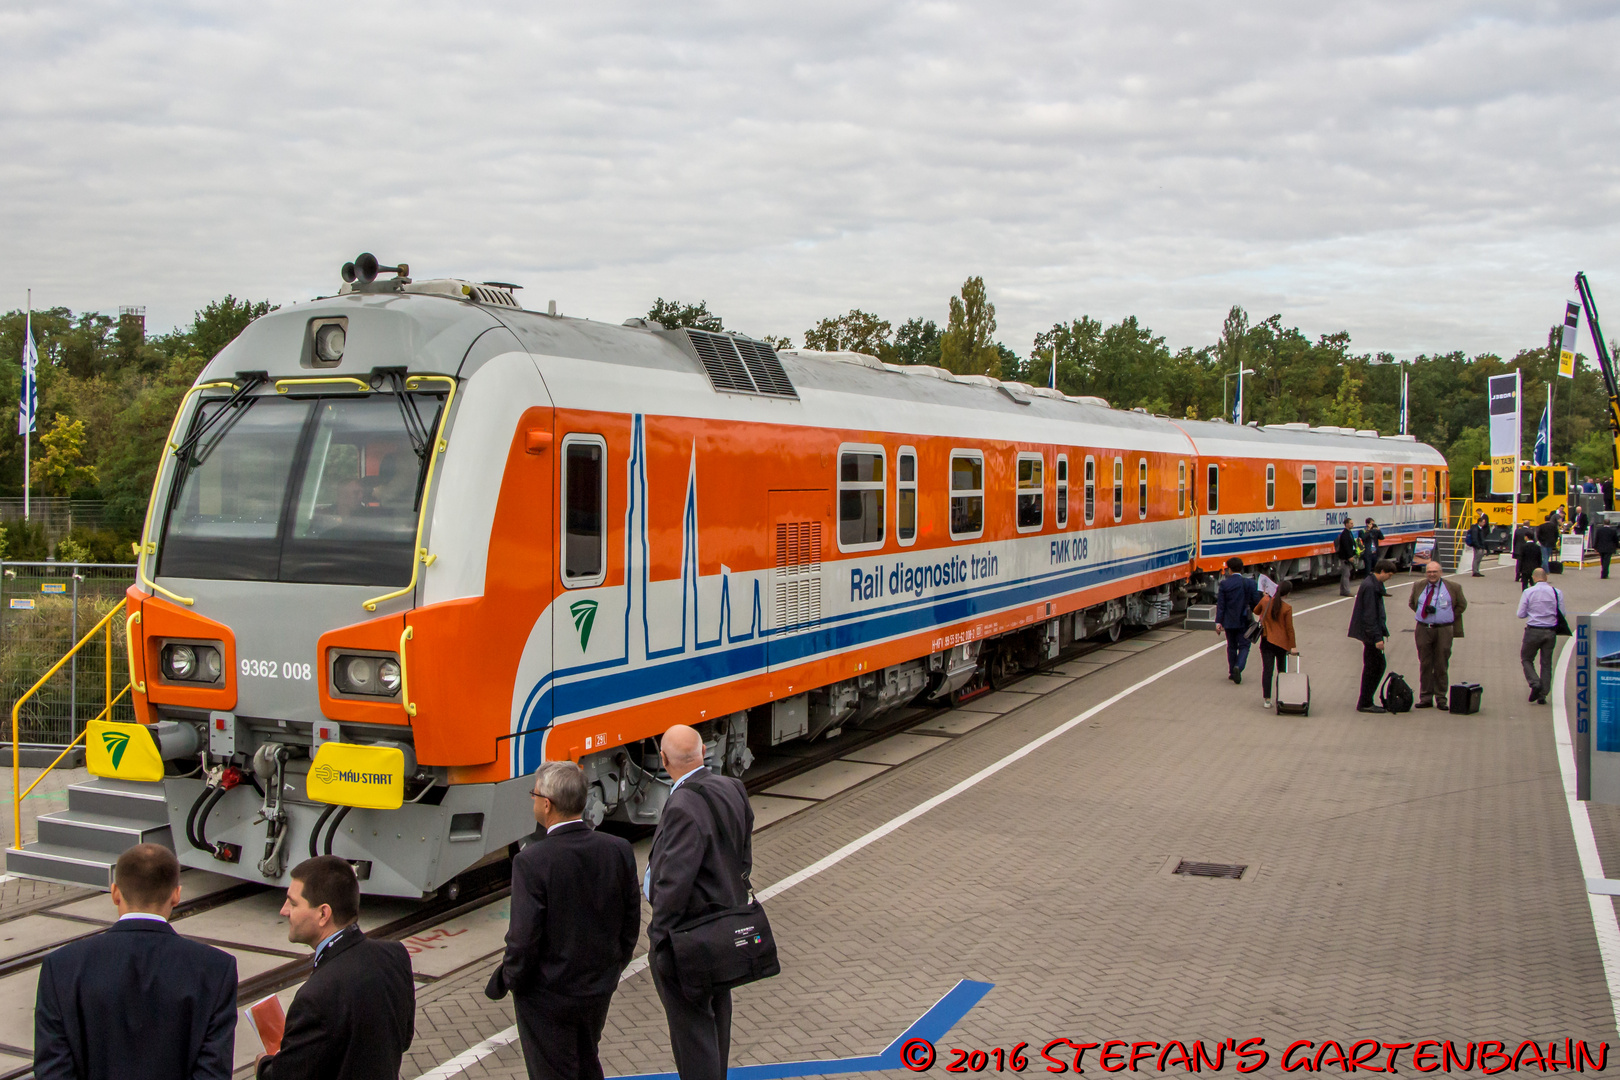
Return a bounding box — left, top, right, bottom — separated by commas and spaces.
1380, 672, 1414, 714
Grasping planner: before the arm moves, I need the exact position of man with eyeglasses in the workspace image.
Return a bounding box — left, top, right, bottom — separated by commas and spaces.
487, 762, 640, 1080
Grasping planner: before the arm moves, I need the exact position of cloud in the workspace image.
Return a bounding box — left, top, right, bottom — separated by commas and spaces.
0, 0, 1615, 359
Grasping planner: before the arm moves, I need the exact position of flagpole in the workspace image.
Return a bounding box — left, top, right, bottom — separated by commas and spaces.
23, 289, 29, 523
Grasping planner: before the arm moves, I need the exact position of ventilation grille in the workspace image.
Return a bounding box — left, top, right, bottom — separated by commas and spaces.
775, 521, 822, 632
468, 285, 520, 308
1172, 861, 1247, 880
685, 330, 798, 399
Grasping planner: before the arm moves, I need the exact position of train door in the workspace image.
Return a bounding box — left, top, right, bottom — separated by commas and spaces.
767, 489, 831, 671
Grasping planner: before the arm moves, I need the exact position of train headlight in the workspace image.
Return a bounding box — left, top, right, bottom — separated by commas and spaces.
332, 652, 401, 698
314, 322, 346, 363
161, 643, 223, 684
166, 644, 195, 680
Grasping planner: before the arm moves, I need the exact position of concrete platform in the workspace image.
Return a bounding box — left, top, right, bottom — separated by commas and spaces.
397, 565, 1620, 1080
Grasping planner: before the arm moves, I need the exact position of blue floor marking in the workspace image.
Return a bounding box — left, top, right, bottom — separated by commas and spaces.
607, 979, 995, 1080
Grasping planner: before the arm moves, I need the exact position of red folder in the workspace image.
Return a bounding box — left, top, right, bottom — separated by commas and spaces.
245, 994, 286, 1056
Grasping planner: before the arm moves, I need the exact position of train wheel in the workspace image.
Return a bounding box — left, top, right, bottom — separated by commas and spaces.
1107, 622, 1122, 643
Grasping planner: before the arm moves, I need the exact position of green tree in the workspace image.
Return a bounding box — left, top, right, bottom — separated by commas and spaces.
939, 277, 1000, 376
803, 310, 892, 355
1446, 426, 1489, 486
32, 413, 98, 496
1325, 368, 1367, 429
761, 335, 793, 351
890, 318, 942, 366
646, 299, 722, 332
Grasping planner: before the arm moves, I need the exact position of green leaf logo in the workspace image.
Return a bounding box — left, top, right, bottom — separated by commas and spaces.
102, 730, 131, 770
570, 599, 599, 651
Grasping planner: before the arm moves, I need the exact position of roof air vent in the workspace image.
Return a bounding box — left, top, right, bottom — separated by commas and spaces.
681, 330, 798, 399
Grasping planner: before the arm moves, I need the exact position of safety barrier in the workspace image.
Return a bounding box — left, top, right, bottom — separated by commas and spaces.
0, 562, 137, 746
10, 597, 132, 847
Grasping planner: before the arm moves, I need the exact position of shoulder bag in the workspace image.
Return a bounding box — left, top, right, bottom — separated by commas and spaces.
1554, 588, 1572, 637
668, 781, 781, 1003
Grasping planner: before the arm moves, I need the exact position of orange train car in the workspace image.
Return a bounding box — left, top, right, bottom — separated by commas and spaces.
27, 262, 1442, 896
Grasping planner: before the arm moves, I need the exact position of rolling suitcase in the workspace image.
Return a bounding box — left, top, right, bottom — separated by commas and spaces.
1448, 682, 1483, 715
1274, 655, 1310, 716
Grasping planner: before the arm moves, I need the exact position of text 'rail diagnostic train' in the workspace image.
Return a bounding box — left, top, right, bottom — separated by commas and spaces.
60, 260, 1446, 895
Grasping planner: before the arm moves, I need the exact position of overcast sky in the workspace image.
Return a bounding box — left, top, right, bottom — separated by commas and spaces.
2, 1, 1616, 359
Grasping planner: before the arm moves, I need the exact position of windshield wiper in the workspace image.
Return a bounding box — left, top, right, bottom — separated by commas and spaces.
172, 371, 268, 467
380, 369, 433, 461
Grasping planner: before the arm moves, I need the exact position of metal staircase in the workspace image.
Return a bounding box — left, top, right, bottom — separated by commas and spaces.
6, 777, 171, 888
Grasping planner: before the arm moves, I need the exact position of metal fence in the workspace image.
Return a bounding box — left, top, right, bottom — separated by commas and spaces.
0, 499, 114, 541
0, 562, 138, 746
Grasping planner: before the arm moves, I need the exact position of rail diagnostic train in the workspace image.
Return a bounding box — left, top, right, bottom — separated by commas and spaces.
13, 259, 1446, 896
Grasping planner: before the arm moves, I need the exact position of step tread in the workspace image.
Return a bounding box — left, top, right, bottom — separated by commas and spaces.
38, 810, 170, 835
7, 842, 119, 871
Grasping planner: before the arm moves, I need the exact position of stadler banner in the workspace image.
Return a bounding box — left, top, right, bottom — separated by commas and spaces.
1488, 371, 1520, 495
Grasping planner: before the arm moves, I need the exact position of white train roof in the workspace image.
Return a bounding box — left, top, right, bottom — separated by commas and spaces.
200, 290, 1443, 465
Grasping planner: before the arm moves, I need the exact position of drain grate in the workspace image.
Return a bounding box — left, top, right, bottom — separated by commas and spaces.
1173, 860, 1247, 880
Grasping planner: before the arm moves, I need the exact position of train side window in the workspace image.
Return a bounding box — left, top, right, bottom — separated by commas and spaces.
1402, 468, 1414, 504
1056, 455, 1069, 529
1302, 466, 1317, 508
561, 435, 607, 588
950, 451, 984, 540
1084, 456, 1096, 525
1554, 470, 1566, 497
838, 445, 886, 551
1138, 459, 1148, 519
897, 447, 917, 546
1016, 453, 1044, 532
1382, 467, 1393, 504
1265, 464, 1276, 510
1207, 463, 1219, 514
1535, 469, 1549, 502
1362, 468, 1375, 504
1178, 461, 1186, 516
1335, 466, 1348, 506
1112, 457, 1124, 522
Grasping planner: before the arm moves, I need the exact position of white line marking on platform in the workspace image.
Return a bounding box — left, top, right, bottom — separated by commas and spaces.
1551, 594, 1620, 1036
416, 589, 1359, 1080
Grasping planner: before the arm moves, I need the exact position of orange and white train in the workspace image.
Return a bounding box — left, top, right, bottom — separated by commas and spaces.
67, 263, 1445, 895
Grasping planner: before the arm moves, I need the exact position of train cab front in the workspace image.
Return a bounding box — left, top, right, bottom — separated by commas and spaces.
115, 265, 542, 897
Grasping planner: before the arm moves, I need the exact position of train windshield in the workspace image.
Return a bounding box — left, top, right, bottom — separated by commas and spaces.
158, 392, 443, 585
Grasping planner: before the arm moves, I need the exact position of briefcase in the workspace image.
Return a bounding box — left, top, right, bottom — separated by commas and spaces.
1549, 559, 1564, 575
1274, 655, 1309, 716
1448, 682, 1483, 715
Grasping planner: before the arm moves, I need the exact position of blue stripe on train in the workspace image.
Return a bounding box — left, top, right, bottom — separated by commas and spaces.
514, 543, 1193, 771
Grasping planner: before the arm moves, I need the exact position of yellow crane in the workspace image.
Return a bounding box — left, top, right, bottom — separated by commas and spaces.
1576, 272, 1620, 489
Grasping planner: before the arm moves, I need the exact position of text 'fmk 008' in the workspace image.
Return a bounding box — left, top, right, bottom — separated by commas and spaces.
899, 1037, 1609, 1074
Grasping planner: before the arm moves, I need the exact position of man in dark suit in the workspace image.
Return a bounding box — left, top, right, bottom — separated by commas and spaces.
1213, 557, 1260, 684
1349, 558, 1397, 713
35, 844, 237, 1080
257, 856, 414, 1080
1335, 521, 1357, 595
487, 762, 640, 1080
1594, 517, 1619, 579
646, 724, 754, 1080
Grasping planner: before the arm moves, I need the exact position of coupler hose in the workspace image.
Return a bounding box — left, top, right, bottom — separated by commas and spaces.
323, 805, 353, 856
186, 766, 243, 855
308, 803, 337, 859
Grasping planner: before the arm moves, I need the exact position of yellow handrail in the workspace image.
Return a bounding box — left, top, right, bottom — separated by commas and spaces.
125, 610, 145, 695
12, 598, 131, 848
134, 380, 240, 608
274, 376, 371, 394
399, 625, 417, 717
364, 374, 458, 612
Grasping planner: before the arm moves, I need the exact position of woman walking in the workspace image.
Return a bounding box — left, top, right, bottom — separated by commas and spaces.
1254, 579, 1298, 710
